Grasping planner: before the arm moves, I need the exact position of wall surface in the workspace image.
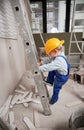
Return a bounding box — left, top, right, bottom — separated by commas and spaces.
0, 36, 26, 107
0, 0, 32, 107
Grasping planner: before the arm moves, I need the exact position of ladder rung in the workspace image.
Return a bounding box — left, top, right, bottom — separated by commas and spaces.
70, 63, 84, 65
70, 41, 83, 43
69, 53, 84, 55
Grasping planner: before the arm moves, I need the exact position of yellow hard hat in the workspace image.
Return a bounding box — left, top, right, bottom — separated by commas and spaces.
45, 38, 64, 54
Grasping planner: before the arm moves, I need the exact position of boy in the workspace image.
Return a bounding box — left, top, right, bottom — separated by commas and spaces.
38, 38, 70, 105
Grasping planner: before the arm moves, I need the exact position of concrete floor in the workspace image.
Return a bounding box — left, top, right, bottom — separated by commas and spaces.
13, 79, 84, 130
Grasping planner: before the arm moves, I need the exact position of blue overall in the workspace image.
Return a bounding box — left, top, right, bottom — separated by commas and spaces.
47, 55, 70, 104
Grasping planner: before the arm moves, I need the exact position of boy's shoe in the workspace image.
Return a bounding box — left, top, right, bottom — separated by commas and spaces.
49, 98, 58, 105
43, 79, 53, 86
49, 100, 56, 105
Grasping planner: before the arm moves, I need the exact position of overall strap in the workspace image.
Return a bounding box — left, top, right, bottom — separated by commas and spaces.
56, 55, 70, 74
56, 55, 68, 64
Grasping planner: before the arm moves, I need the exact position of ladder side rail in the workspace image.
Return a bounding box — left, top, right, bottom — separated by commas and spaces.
68, 0, 76, 60
73, 33, 83, 53
20, 0, 39, 60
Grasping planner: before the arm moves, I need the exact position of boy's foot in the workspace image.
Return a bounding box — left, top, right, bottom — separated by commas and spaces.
49, 99, 56, 105
49, 97, 58, 105
43, 80, 53, 86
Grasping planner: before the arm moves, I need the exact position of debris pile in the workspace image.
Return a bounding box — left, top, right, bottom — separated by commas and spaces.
0, 84, 41, 130
69, 69, 84, 84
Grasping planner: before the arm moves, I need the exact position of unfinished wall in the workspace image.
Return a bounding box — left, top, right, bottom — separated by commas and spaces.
0, 37, 26, 107
0, 0, 28, 107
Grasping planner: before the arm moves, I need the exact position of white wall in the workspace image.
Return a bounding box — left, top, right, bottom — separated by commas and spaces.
0, 36, 26, 107
0, 0, 33, 107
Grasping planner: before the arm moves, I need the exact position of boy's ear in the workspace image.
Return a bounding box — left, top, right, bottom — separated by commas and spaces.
55, 49, 58, 52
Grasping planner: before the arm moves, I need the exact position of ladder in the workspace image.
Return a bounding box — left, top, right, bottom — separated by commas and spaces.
68, 0, 84, 67
11, 0, 51, 115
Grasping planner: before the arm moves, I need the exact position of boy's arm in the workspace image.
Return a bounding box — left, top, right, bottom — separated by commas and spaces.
39, 56, 68, 75
41, 56, 51, 64
39, 60, 58, 72
37, 56, 51, 66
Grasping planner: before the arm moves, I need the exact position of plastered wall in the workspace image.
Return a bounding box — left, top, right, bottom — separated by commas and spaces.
0, 36, 26, 107
0, 0, 33, 107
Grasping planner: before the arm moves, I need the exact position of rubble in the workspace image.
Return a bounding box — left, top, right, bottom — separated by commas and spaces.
0, 83, 41, 130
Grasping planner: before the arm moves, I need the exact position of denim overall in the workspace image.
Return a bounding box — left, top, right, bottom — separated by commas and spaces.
47, 55, 70, 104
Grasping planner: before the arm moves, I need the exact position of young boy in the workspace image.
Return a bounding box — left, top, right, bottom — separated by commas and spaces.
38, 38, 70, 105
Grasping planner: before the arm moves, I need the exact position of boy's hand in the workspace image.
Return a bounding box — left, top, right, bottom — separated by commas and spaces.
37, 61, 42, 66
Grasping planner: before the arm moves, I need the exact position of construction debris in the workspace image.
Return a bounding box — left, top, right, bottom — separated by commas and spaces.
18, 84, 26, 91
8, 111, 17, 130
14, 90, 26, 94
0, 118, 12, 130
23, 102, 29, 107
69, 69, 84, 84
0, 81, 41, 130
33, 110, 40, 128
11, 95, 22, 106
65, 100, 83, 107
0, 95, 13, 118
23, 116, 36, 130
30, 128, 51, 130
74, 70, 84, 84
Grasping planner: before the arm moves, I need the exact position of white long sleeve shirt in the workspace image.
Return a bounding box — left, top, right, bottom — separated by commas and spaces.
39, 52, 68, 75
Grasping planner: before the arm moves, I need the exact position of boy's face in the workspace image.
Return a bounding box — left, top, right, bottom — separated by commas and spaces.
49, 49, 58, 58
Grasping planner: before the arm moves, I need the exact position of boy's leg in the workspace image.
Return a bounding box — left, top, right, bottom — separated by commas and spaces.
49, 80, 64, 104
49, 75, 69, 104
46, 71, 55, 85
50, 87, 61, 104
50, 77, 68, 104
